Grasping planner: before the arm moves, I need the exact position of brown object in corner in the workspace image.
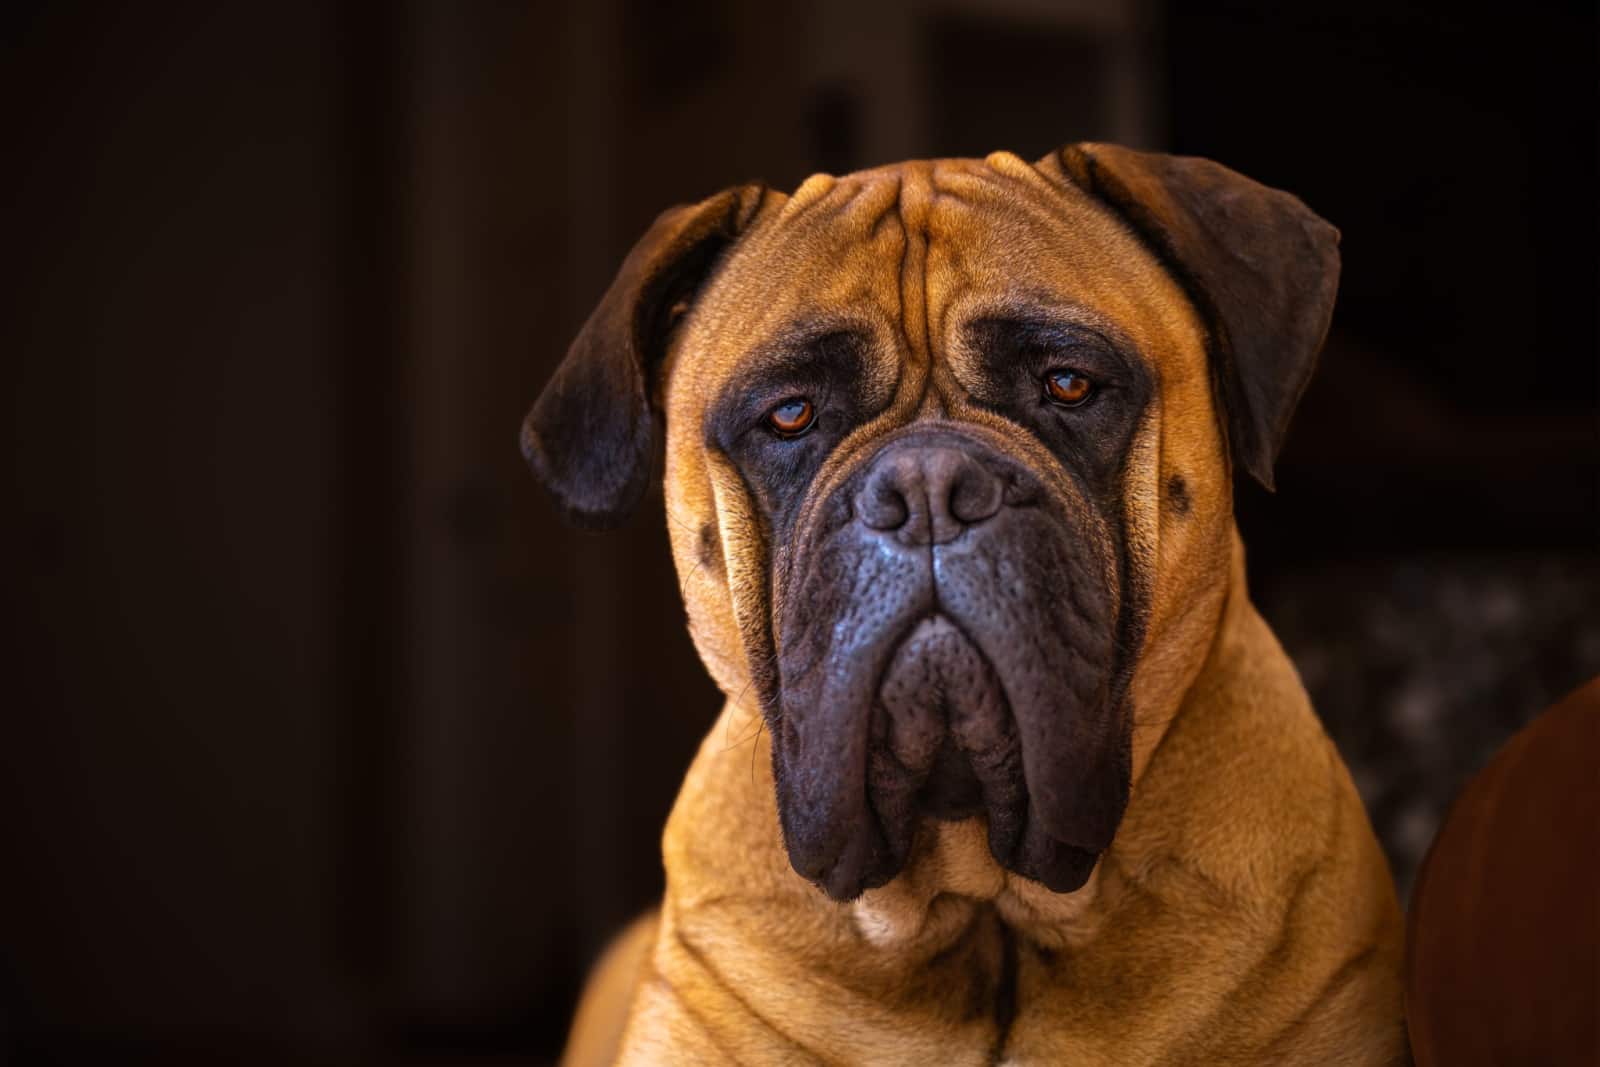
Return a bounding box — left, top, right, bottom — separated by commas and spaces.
1407, 675, 1600, 1065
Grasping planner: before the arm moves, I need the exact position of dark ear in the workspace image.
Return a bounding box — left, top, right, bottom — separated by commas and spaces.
521, 183, 768, 527
1048, 143, 1340, 490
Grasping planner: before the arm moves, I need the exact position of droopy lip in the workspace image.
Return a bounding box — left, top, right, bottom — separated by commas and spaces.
873, 612, 1007, 820
773, 556, 932, 891
770, 435, 1126, 901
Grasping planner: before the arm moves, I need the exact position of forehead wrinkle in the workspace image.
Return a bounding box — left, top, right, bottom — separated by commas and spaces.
928, 179, 1197, 372
893, 163, 935, 390
686, 173, 908, 388
765, 170, 903, 242
840, 174, 904, 234
922, 157, 1006, 209
718, 320, 900, 415
922, 222, 977, 414
924, 169, 1023, 410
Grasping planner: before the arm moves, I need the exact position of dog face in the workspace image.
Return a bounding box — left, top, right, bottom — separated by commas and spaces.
524, 145, 1339, 901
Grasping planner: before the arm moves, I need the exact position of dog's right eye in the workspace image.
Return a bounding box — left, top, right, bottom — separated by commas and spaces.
767, 398, 816, 437
1043, 368, 1094, 407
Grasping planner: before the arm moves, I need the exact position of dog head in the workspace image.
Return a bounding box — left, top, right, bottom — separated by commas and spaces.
524, 144, 1338, 900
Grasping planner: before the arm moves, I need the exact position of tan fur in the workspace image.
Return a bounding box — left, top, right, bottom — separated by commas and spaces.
567, 152, 1405, 1064
560, 911, 660, 1067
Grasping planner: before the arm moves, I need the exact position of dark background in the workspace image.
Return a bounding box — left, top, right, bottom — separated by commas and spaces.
4, 1, 1596, 1062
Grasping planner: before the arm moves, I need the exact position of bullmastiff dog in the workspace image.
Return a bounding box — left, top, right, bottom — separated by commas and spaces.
525, 142, 1407, 1065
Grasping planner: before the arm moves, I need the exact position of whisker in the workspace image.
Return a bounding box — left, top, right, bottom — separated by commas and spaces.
749, 717, 766, 784
664, 507, 712, 590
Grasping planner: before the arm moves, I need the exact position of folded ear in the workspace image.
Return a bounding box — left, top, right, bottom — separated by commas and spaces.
522, 183, 768, 527
1045, 143, 1340, 491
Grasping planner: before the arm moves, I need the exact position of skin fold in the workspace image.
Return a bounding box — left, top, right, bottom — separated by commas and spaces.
529, 145, 1407, 1065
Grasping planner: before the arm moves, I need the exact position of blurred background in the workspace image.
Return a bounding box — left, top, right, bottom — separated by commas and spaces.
4, 0, 1596, 1062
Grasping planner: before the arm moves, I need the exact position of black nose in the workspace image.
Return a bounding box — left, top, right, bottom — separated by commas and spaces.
854, 443, 1005, 546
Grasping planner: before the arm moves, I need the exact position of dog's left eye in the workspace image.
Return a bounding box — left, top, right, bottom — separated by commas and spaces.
1043, 368, 1094, 407
767, 398, 816, 437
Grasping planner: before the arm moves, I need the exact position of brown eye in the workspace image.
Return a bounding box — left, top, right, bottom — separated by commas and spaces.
767, 398, 815, 437
1043, 368, 1093, 407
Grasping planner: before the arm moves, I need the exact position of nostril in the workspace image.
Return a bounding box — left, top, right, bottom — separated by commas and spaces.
856, 470, 910, 531
949, 465, 1003, 526
924, 449, 1002, 540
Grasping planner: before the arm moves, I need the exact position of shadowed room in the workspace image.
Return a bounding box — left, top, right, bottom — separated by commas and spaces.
4, 1, 1596, 1062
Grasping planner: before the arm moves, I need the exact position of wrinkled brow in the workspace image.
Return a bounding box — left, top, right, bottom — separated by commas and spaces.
703, 325, 872, 448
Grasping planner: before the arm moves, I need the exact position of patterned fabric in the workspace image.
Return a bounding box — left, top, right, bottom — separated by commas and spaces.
1259, 552, 1600, 902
